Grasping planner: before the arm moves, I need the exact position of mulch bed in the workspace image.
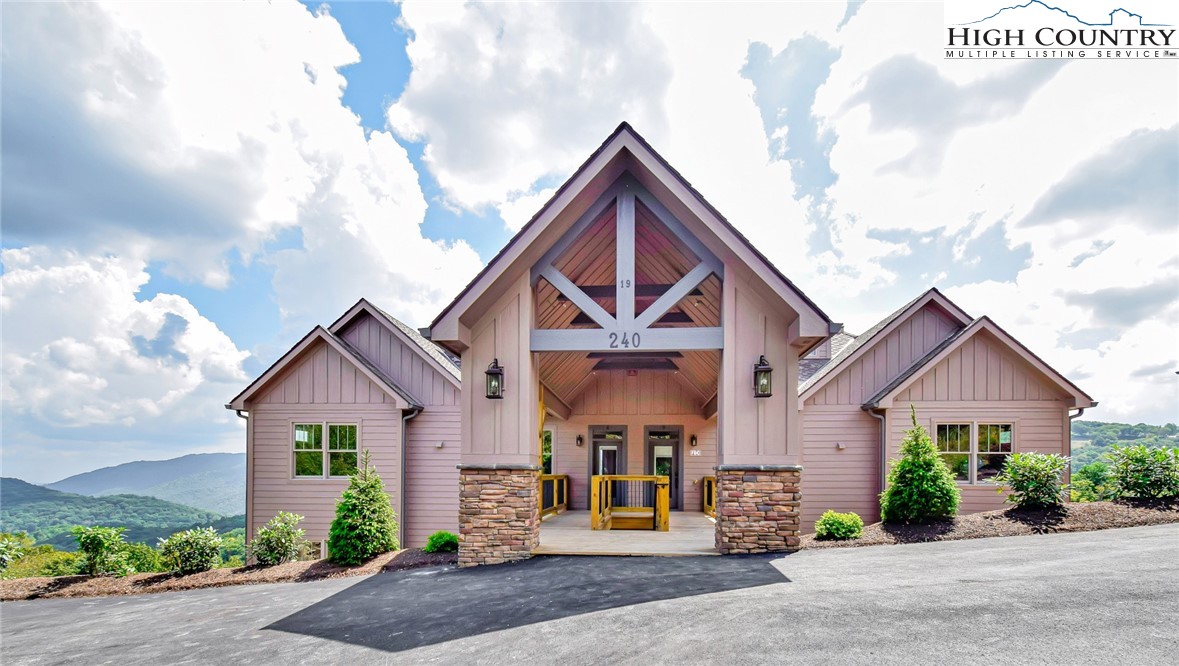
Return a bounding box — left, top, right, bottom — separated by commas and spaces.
802, 499, 1179, 549
0, 548, 457, 602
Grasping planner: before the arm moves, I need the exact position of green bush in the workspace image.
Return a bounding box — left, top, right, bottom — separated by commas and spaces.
1106, 445, 1179, 498
248, 512, 308, 566
328, 451, 399, 565
879, 407, 961, 523
1070, 462, 1114, 502
814, 510, 864, 540
0, 532, 34, 573
2, 550, 84, 579
423, 531, 459, 553
994, 452, 1070, 509
122, 542, 166, 574
159, 528, 223, 575
72, 526, 134, 576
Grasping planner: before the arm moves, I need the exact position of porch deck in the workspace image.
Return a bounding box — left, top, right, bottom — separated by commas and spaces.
535, 510, 718, 556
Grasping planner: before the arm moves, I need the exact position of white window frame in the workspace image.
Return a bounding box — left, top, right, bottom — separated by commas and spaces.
291, 421, 360, 480
933, 420, 1016, 485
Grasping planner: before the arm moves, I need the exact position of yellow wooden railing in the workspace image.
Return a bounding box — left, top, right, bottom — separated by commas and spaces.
590, 475, 669, 531
702, 475, 716, 517
539, 474, 570, 518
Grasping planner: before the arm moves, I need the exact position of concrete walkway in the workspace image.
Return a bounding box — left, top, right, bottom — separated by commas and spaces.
2, 524, 1176, 665
535, 510, 717, 555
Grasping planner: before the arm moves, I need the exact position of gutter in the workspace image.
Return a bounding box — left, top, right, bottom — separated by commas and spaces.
866, 408, 887, 493
400, 407, 422, 548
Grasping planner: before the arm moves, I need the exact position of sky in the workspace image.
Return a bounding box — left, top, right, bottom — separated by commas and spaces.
2, 0, 1176, 483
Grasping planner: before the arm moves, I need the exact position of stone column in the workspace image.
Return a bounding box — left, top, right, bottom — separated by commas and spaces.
457, 465, 540, 567
714, 465, 802, 554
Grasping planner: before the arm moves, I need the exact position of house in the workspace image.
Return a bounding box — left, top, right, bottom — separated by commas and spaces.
228, 123, 1095, 564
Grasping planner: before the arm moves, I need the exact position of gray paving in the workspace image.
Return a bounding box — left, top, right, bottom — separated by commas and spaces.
2, 524, 1177, 665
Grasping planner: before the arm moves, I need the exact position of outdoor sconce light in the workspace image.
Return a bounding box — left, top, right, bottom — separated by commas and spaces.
690, 434, 698, 447
576, 434, 584, 447
753, 355, 773, 398
485, 358, 504, 399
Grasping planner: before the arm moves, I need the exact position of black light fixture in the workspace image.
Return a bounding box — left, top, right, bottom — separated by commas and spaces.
690, 434, 698, 448
753, 355, 773, 398
575, 434, 584, 447
485, 358, 504, 399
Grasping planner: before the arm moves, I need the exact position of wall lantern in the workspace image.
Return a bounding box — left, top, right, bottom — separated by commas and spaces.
576, 434, 584, 447
753, 355, 773, 398
485, 359, 504, 399
690, 434, 698, 448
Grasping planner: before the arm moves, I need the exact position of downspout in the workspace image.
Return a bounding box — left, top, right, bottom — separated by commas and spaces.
400, 407, 422, 548
1068, 407, 1087, 460
868, 408, 887, 494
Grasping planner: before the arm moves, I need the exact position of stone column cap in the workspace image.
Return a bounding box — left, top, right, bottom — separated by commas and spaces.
715, 464, 803, 472
457, 463, 543, 471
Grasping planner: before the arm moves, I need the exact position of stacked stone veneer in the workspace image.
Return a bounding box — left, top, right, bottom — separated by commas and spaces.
714, 466, 802, 554
457, 466, 540, 567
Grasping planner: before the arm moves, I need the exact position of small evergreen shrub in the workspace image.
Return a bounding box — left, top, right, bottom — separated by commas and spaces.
814, 510, 864, 540
122, 542, 166, 574
1106, 445, 1179, 498
994, 452, 1070, 509
423, 530, 459, 553
1070, 462, 1114, 503
879, 406, 961, 523
248, 512, 308, 566
328, 451, 399, 565
159, 528, 223, 575
72, 526, 134, 577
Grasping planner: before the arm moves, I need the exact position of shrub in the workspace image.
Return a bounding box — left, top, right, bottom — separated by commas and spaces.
2, 550, 85, 579
1106, 445, 1179, 498
1070, 462, 1113, 503
879, 406, 961, 523
0, 532, 34, 574
423, 531, 459, 553
994, 452, 1070, 509
814, 510, 864, 540
122, 542, 166, 574
159, 528, 223, 575
328, 450, 399, 565
248, 512, 308, 566
72, 526, 134, 577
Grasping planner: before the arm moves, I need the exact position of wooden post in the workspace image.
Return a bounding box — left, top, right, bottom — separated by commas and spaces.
656, 476, 670, 532
591, 475, 602, 530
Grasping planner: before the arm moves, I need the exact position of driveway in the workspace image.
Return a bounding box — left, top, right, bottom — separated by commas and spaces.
2, 524, 1177, 665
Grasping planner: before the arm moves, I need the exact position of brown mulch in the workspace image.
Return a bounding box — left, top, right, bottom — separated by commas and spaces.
802, 499, 1179, 549
0, 548, 456, 602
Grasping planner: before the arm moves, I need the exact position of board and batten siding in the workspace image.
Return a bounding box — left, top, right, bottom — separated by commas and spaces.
404, 407, 461, 547
808, 303, 962, 406
337, 313, 460, 407
801, 406, 881, 530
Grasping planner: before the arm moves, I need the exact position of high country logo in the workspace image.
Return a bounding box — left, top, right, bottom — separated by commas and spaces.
944, 1, 1178, 58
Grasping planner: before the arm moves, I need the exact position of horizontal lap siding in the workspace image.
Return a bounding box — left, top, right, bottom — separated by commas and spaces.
338, 315, 460, 407
249, 403, 401, 543
405, 407, 460, 547
888, 401, 1068, 515
801, 405, 881, 531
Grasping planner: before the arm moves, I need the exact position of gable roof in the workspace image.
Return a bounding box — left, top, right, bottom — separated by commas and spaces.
799, 330, 858, 384
225, 326, 419, 411
862, 316, 1097, 410
799, 288, 972, 399
329, 299, 460, 385
428, 122, 832, 349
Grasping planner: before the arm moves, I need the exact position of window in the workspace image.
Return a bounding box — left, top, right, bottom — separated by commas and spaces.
936, 422, 1014, 484
293, 423, 358, 478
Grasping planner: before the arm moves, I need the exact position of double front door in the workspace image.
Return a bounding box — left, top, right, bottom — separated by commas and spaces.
589, 426, 682, 510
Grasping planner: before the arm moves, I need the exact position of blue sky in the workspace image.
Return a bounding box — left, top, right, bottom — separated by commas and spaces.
1, 0, 1176, 482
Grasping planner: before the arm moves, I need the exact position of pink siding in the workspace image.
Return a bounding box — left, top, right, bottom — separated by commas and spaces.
256, 342, 392, 406
892, 331, 1068, 403
801, 406, 881, 531
248, 403, 401, 543
404, 407, 461, 547
337, 313, 460, 407
810, 303, 962, 406
569, 370, 705, 416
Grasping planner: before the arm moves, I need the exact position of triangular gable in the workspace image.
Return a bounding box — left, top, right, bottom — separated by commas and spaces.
329, 299, 460, 387
226, 327, 418, 411
863, 317, 1096, 410
799, 288, 973, 404
428, 122, 831, 350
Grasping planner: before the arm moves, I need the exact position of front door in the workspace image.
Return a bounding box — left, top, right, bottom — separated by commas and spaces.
647, 429, 682, 510
589, 426, 626, 508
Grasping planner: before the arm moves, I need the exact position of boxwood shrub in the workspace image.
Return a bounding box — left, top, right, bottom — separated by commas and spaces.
994, 452, 1070, 509
815, 510, 864, 540
423, 530, 459, 553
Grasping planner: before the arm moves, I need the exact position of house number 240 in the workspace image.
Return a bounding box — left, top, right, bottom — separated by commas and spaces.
608, 332, 641, 349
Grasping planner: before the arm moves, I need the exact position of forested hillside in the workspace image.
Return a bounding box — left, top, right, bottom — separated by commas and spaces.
0, 478, 243, 550
1071, 420, 1178, 470
47, 452, 244, 515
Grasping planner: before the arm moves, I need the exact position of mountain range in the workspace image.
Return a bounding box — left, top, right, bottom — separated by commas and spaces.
47, 452, 245, 515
